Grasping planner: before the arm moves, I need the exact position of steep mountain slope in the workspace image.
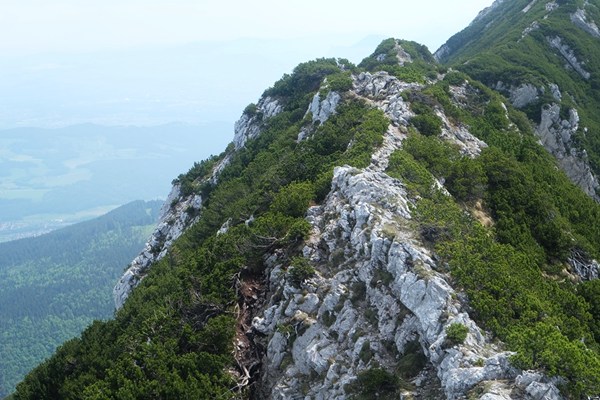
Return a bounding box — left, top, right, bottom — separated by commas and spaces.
9, 40, 600, 400
436, 0, 600, 200
0, 200, 161, 398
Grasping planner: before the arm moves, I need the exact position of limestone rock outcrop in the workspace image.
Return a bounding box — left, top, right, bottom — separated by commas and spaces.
547, 36, 591, 80
234, 96, 282, 150
571, 8, 600, 39
536, 103, 600, 201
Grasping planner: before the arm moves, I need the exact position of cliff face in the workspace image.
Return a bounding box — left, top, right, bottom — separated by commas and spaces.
113, 185, 201, 309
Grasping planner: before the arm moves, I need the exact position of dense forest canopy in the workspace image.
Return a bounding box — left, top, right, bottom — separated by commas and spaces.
0, 200, 161, 397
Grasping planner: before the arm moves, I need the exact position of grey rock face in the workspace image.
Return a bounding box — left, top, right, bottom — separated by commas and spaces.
522, 0, 538, 13
547, 36, 591, 79
522, 21, 541, 39
495, 81, 540, 108
353, 71, 419, 127
298, 90, 342, 142
309, 91, 341, 125
516, 372, 564, 400
234, 96, 282, 150
256, 162, 561, 399
571, 8, 600, 39
394, 42, 413, 66
536, 104, 600, 200
511, 84, 540, 108
113, 184, 202, 309
436, 108, 488, 158
492, 83, 599, 202
568, 249, 600, 280
434, 44, 452, 63
549, 83, 562, 102
546, 1, 559, 12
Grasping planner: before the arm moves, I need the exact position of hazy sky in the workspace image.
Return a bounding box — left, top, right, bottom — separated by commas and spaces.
0, 0, 497, 227
0, 0, 495, 129
1, 0, 493, 55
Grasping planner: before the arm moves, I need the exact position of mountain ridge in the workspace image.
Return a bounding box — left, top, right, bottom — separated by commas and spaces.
8, 5, 600, 399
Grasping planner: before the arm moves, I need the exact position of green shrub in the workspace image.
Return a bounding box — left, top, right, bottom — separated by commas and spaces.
346, 367, 399, 400
445, 323, 469, 346
287, 257, 315, 288
446, 157, 487, 202
410, 113, 442, 136
326, 72, 353, 92
444, 71, 467, 85
270, 181, 315, 218
243, 102, 258, 116
402, 133, 460, 178
386, 150, 434, 195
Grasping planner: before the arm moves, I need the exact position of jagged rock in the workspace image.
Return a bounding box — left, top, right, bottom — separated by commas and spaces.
234, 96, 282, 150
434, 44, 452, 63
394, 42, 413, 66
549, 83, 562, 102
436, 109, 488, 157
571, 8, 600, 39
255, 120, 560, 398
353, 71, 418, 127
494, 82, 540, 108
298, 90, 341, 142
522, 21, 541, 38
567, 249, 600, 280
509, 83, 540, 108
536, 104, 600, 201
516, 372, 563, 400
217, 218, 232, 235
546, 1, 559, 12
547, 36, 591, 79
308, 91, 341, 125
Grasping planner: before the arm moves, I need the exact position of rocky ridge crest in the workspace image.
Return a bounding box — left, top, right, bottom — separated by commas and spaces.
248, 72, 562, 399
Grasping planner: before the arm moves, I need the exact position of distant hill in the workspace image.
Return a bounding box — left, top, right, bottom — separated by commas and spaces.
0, 122, 230, 242
0, 200, 161, 397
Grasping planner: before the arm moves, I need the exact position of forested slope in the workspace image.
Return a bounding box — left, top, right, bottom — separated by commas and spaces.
436, 0, 600, 197
0, 200, 161, 397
